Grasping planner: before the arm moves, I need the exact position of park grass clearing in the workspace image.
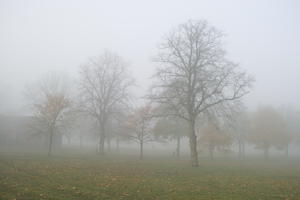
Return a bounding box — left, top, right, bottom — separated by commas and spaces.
0, 155, 300, 200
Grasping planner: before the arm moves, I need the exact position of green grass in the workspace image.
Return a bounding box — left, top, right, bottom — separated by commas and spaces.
1, 155, 300, 200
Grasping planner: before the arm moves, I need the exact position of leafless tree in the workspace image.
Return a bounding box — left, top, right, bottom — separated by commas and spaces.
78, 51, 134, 155
25, 73, 72, 156
149, 20, 253, 167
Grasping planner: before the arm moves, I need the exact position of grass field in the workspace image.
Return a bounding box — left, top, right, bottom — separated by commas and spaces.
1, 154, 300, 200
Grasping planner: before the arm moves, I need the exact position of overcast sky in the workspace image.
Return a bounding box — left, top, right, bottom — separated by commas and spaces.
0, 0, 299, 114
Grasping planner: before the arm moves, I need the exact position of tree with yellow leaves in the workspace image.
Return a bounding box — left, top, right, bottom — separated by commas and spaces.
123, 105, 154, 159
25, 73, 72, 156
198, 119, 233, 160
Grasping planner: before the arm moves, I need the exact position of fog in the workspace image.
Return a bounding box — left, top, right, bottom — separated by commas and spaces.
1, 0, 300, 114
1, 1, 300, 199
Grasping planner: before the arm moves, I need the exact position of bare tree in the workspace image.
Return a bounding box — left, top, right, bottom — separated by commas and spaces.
78, 51, 134, 155
149, 20, 253, 167
123, 105, 153, 159
25, 73, 72, 156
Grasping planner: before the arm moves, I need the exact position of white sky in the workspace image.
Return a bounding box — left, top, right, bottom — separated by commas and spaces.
0, 0, 299, 114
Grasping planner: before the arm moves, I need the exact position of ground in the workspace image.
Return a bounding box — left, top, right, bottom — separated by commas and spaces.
0, 154, 300, 200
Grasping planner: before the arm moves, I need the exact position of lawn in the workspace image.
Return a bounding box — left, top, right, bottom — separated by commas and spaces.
0, 155, 300, 200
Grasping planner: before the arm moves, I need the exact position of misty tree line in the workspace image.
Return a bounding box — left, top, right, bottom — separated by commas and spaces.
24, 20, 298, 167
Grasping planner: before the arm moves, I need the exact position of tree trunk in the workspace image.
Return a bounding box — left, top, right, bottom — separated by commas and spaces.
98, 121, 106, 155
107, 135, 111, 152
188, 119, 199, 167
139, 141, 143, 160
99, 133, 105, 155
176, 135, 180, 157
48, 128, 54, 156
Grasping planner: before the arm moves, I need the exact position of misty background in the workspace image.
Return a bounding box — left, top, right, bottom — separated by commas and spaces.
1, 0, 300, 115
2, 2, 300, 199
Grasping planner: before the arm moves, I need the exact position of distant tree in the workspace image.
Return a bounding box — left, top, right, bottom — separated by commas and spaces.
224, 110, 250, 160
198, 119, 233, 159
124, 105, 153, 159
105, 116, 126, 152
69, 114, 94, 148
279, 107, 299, 157
108, 119, 121, 152
149, 20, 253, 166
25, 73, 72, 156
78, 51, 134, 155
248, 106, 289, 160
153, 117, 187, 157
109, 112, 129, 152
